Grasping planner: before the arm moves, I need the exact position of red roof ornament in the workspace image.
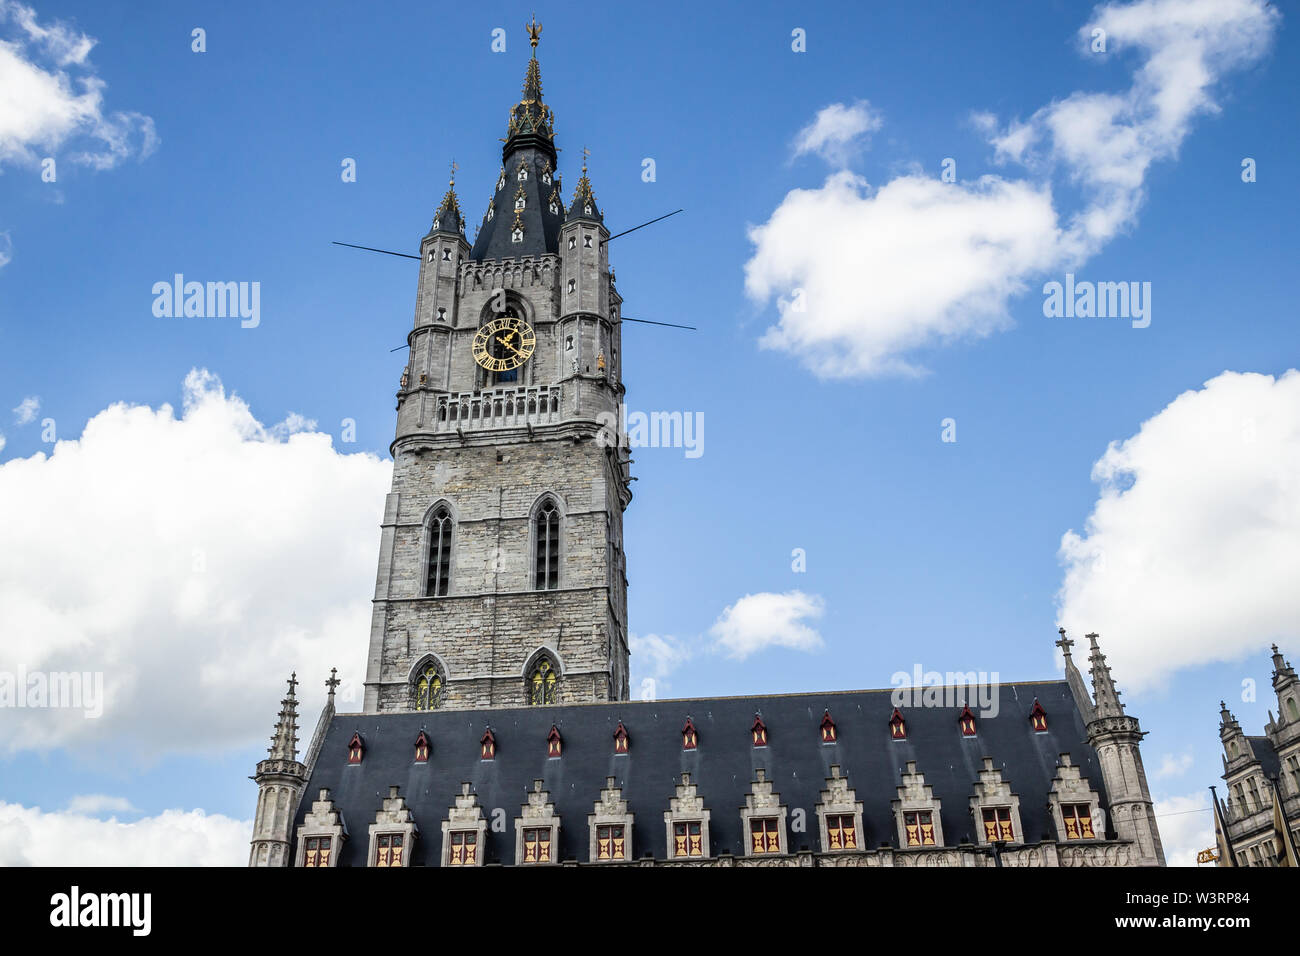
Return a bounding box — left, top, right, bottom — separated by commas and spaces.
820, 710, 837, 743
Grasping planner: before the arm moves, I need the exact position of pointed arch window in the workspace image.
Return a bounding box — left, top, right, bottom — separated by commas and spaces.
480, 727, 496, 761
889, 707, 907, 740
1029, 698, 1048, 733
534, 499, 560, 590
414, 661, 445, 711
425, 506, 453, 597
528, 656, 558, 706
613, 721, 630, 754
751, 714, 768, 748
682, 718, 698, 751
413, 731, 430, 763
347, 732, 365, 765
547, 725, 562, 758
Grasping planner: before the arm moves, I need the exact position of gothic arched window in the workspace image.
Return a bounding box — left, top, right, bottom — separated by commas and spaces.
414, 662, 445, 711
534, 499, 560, 590
528, 656, 558, 706
426, 506, 453, 597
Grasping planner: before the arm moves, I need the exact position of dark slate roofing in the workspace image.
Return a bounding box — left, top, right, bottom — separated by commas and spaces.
469, 146, 565, 260
425, 183, 464, 239
292, 681, 1112, 866
1247, 735, 1281, 780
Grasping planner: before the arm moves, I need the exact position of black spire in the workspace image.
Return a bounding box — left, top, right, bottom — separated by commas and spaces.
566, 149, 602, 223
426, 161, 464, 238
471, 17, 565, 261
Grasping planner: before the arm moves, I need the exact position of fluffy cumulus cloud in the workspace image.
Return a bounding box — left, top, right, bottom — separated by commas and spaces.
710, 590, 825, 660
0, 802, 249, 866
1056, 370, 1300, 690
745, 0, 1279, 378
0, 369, 392, 759
12, 395, 38, 425
0, 0, 158, 170
792, 100, 882, 165
1152, 791, 1213, 867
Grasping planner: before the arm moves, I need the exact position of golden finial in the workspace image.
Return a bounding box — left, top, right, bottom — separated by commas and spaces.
526, 14, 542, 51
449, 159, 458, 186
581, 145, 590, 174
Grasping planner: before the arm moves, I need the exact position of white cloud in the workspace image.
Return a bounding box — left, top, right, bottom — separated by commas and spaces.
629, 633, 694, 680
0, 231, 11, 268
1057, 369, 1300, 690
792, 100, 882, 165
65, 794, 137, 816
12, 395, 38, 425
0, 0, 157, 171
745, 0, 1279, 378
0, 801, 249, 866
710, 590, 824, 660
1154, 751, 1194, 778
0, 369, 392, 759
1152, 791, 1213, 867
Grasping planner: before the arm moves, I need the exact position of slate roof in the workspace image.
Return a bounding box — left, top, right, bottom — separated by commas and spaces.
1246, 735, 1281, 780
292, 680, 1113, 866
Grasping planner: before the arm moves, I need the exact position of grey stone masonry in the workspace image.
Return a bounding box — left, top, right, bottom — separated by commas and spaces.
362, 144, 630, 714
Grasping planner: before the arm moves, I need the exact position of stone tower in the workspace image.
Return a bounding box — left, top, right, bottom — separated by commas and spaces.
1064, 632, 1166, 866
248, 674, 308, 866
362, 19, 632, 714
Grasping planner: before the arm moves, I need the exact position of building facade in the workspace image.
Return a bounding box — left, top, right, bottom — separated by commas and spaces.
1214, 645, 1300, 866
248, 22, 1165, 869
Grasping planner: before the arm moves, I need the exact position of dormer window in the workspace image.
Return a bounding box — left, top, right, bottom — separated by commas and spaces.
889, 707, 907, 740
431, 219, 440, 231
414, 731, 430, 763
584, 204, 592, 215
347, 732, 364, 765
515, 194, 526, 211
547, 725, 562, 758
497, 174, 505, 191
517, 166, 528, 181
542, 166, 552, 185
613, 721, 630, 754
820, 710, 836, 743
959, 705, 977, 736
1029, 698, 1048, 733
682, 718, 698, 751
511, 227, 524, 243
487, 203, 495, 221
480, 727, 496, 760
751, 714, 768, 748
549, 200, 559, 215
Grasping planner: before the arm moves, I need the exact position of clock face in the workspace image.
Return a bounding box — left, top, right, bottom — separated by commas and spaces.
472, 315, 536, 372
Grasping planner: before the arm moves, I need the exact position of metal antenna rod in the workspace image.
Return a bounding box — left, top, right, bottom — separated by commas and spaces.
332, 240, 420, 260
605, 209, 683, 242
620, 316, 696, 330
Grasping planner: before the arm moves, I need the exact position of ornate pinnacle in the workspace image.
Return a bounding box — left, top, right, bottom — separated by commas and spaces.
526, 14, 542, 52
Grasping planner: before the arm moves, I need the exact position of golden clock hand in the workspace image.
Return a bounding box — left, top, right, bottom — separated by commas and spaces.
496, 337, 525, 357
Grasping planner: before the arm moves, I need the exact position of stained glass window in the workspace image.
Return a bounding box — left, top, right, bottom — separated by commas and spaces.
904, 810, 936, 847
414, 664, 444, 711
673, 822, 703, 857
528, 657, 557, 705
522, 827, 552, 864
375, 833, 404, 867
596, 824, 625, 860
981, 807, 1014, 843
534, 500, 560, 589
1061, 804, 1095, 840
448, 831, 477, 865
826, 814, 857, 850
303, 836, 331, 867
426, 506, 452, 597
750, 818, 781, 854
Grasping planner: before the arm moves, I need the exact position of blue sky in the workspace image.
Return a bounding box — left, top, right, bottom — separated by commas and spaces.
0, 0, 1297, 865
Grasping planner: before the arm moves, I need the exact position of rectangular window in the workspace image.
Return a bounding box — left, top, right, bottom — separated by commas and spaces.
1287, 755, 1300, 792
448, 830, 477, 866
595, 824, 626, 861
1061, 804, 1095, 840
522, 827, 552, 864
904, 810, 937, 847
375, 833, 404, 867
303, 835, 331, 867
673, 821, 703, 858
825, 814, 857, 850
981, 807, 1014, 843
750, 818, 781, 855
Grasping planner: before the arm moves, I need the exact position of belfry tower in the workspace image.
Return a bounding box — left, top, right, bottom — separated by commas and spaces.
362, 18, 632, 713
